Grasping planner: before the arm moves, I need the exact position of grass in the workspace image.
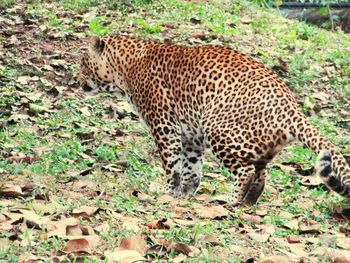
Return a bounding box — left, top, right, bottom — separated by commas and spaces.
0, 0, 350, 262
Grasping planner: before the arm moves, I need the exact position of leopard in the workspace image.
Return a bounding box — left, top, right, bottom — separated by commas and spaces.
78, 35, 350, 206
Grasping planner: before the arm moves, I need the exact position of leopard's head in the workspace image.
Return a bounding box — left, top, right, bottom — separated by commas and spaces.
78, 36, 126, 96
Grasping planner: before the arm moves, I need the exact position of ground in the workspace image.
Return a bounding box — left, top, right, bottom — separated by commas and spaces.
0, 0, 350, 262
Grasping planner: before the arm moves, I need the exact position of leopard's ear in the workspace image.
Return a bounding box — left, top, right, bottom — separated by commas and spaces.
90, 36, 105, 54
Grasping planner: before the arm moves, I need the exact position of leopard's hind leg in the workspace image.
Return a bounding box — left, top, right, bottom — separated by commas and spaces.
207, 131, 258, 206
178, 138, 204, 196
242, 169, 267, 205
211, 147, 256, 206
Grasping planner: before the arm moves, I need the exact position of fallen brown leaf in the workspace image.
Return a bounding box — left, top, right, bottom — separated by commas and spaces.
157, 194, 176, 204
0, 184, 24, 197
18, 252, 40, 262
116, 235, 147, 256
66, 225, 83, 236
0, 214, 7, 223
284, 219, 299, 230
255, 209, 268, 216
72, 205, 99, 217
287, 235, 300, 244
278, 211, 294, 220
190, 17, 201, 24
159, 240, 193, 256
203, 235, 222, 246
132, 190, 153, 202
146, 244, 168, 257
248, 232, 270, 243
299, 222, 321, 234
64, 238, 91, 254
194, 194, 213, 203
47, 217, 79, 237
258, 255, 290, 263
336, 237, 350, 250
146, 218, 171, 230
194, 204, 228, 219
104, 250, 145, 263
172, 253, 187, 263
173, 218, 197, 226
67, 235, 100, 249
300, 176, 323, 187
239, 214, 261, 225
286, 243, 308, 258
204, 173, 226, 180
30, 201, 66, 215
0, 238, 10, 250
228, 244, 250, 255
173, 206, 191, 218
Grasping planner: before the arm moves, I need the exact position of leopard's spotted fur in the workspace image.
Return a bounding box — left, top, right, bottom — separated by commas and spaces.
78, 35, 350, 205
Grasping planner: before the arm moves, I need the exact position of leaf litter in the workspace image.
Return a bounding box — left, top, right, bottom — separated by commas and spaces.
0, 0, 350, 262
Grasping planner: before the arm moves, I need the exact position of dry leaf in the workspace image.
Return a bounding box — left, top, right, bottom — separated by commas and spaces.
106, 210, 141, 231
229, 244, 250, 254
194, 194, 212, 203
306, 237, 320, 244
95, 222, 110, 233
258, 225, 275, 235
173, 218, 197, 226
287, 235, 300, 244
0, 184, 23, 197
64, 238, 91, 254
0, 221, 13, 231
116, 235, 147, 256
256, 209, 268, 216
194, 204, 228, 219
146, 244, 168, 257
239, 214, 261, 224
66, 225, 83, 236
172, 253, 187, 263
30, 201, 66, 215
188, 245, 201, 257
259, 255, 290, 263
248, 232, 270, 243
300, 176, 323, 187
132, 190, 153, 202
105, 250, 144, 263
284, 219, 299, 230
204, 173, 226, 180
146, 218, 171, 229
336, 237, 350, 250
18, 252, 39, 262
158, 240, 193, 256
190, 17, 201, 24
203, 235, 222, 246
0, 214, 7, 223
47, 217, 79, 237
6, 209, 50, 228
79, 107, 91, 117
299, 222, 321, 234
173, 206, 190, 217
67, 235, 100, 249
278, 211, 294, 219
287, 243, 308, 258
157, 194, 176, 204
72, 205, 99, 217
122, 220, 141, 231
0, 238, 10, 250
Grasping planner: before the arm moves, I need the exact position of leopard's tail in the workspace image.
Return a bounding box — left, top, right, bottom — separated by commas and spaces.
290, 114, 350, 198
